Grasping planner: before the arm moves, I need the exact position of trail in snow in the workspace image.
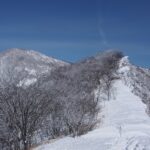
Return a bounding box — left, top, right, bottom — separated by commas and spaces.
35, 80, 150, 150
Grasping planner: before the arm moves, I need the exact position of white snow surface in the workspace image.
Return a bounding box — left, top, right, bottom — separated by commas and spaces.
35, 79, 150, 150
18, 78, 37, 87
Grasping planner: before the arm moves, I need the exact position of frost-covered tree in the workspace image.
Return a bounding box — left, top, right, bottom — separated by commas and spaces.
0, 85, 52, 150
38, 50, 123, 137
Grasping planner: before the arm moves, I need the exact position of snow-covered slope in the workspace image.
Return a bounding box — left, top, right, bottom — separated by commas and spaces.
35, 57, 150, 150
119, 56, 150, 104
0, 48, 68, 86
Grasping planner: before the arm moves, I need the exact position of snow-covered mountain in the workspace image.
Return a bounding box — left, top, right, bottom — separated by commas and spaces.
0, 49, 149, 150
0, 48, 68, 86
35, 56, 150, 150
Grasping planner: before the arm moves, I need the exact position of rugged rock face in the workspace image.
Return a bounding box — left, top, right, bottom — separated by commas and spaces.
0, 48, 69, 86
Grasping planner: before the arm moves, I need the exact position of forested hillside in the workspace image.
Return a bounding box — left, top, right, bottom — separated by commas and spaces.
0, 50, 123, 150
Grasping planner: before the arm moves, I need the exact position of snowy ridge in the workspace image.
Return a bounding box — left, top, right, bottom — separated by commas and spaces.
26, 50, 67, 65
118, 56, 150, 104
35, 57, 150, 150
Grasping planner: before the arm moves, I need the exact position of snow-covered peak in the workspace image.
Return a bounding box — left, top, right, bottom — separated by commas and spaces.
26, 50, 68, 65
118, 56, 130, 74
119, 56, 130, 67
0, 48, 69, 87
117, 55, 150, 106
1, 48, 68, 66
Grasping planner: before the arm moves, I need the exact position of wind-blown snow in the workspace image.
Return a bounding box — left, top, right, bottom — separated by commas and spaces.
35, 79, 150, 150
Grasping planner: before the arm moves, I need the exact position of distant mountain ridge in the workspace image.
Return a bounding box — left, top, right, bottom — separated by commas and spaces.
0, 48, 69, 86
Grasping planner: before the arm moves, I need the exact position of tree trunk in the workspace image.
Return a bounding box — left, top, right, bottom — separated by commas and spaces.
23, 140, 28, 150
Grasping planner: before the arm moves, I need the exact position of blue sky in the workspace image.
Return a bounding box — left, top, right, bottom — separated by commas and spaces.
0, 0, 150, 67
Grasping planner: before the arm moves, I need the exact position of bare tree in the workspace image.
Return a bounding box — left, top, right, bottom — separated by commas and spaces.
0, 85, 52, 150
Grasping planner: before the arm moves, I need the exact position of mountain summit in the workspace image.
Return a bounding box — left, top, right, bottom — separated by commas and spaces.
0, 48, 68, 86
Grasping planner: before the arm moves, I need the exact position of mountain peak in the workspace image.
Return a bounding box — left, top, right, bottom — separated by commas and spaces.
0, 48, 69, 87
120, 56, 130, 65
118, 56, 131, 74
0, 48, 68, 65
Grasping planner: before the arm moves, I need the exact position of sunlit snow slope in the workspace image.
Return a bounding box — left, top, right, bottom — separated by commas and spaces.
35, 58, 150, 150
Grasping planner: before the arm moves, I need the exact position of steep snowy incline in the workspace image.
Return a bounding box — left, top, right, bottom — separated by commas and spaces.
103, 80, 150, 150
118, 56, 150, 105
35, 79, 150, 150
